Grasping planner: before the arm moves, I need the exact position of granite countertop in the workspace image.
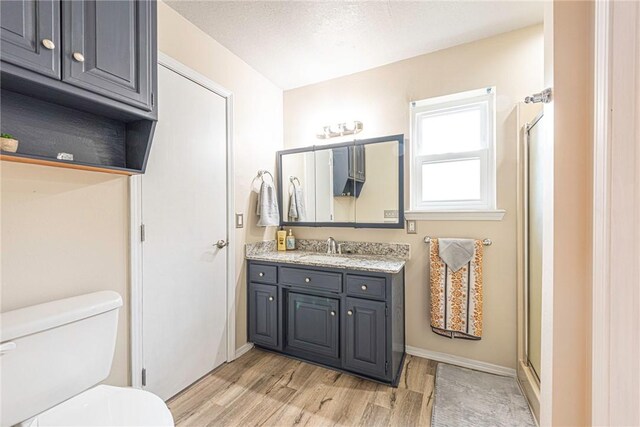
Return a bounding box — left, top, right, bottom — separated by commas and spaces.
245, 240, 409, 274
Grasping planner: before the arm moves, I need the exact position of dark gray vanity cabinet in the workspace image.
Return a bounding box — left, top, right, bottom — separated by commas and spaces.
247, 260, 405, 386
0, 0, 60, 78
286, 293, 340, 359
344, 297, 387, 378
248, 283, 279, 349
62, 0, 154, 110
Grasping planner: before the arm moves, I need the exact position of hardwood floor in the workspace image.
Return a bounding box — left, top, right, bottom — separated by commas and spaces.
168, 348, 437, 426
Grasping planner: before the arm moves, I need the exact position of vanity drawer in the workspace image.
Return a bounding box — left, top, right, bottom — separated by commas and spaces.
346, 274, 386, 300
249, 264, 277, 284
280, 267, 342, 293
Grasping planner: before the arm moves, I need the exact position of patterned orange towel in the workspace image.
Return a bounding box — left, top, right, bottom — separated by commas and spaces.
429, 238, 484, 340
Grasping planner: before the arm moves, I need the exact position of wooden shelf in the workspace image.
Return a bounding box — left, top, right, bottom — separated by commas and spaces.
0, 89, 155, 175
1, 152, 137, 175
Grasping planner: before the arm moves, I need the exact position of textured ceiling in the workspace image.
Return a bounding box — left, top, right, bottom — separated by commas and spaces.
165, 1, 544, 90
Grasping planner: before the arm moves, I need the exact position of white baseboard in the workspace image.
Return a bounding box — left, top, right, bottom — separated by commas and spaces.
406, 345, 516, 377
235, 342, 254, 359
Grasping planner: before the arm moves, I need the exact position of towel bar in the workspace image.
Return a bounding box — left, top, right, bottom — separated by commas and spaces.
424, 236, 492, 246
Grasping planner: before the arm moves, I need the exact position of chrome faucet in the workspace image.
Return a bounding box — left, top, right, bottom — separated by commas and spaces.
327, 237, 338, 255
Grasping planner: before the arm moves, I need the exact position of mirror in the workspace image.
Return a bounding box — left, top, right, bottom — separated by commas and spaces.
277, 134, 404, 228
280, 150, 316, 222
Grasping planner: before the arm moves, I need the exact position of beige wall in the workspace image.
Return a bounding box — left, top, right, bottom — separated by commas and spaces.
0, 0, 283, 387
283, 25, 544, 369
1, 163, 130, 385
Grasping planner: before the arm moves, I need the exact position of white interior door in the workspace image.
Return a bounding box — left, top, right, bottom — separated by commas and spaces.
141, 64, 228, 400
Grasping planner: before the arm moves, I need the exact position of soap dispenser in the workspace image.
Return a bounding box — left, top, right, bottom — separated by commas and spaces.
286, 229, 296, 250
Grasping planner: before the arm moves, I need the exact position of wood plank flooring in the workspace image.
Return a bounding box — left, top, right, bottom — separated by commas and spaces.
168, 348, 437, 427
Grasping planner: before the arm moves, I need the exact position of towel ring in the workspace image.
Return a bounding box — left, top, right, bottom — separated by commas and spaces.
289, 176, 301, 186
256, 170, 274, 182
424, 236, 492, 246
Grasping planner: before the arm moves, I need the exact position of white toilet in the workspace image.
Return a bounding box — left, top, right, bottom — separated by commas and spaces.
0, 291, 174, 426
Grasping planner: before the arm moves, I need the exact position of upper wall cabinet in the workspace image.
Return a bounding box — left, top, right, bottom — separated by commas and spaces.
62, 0, 153, 111
0, 0, 158, 174
0, 0, 61, 79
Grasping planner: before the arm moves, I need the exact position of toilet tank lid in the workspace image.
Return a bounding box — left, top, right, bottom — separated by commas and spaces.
1, 291, 123, 342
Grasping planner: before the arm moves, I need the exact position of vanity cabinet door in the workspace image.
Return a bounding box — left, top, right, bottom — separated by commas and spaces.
249, 283, 279, 348
0, 0, 60, 78
62, 0, 154, 110
286, 293, 339, 359
344, 297, 386, 378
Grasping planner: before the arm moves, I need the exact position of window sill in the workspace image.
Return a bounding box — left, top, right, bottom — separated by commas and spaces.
405, 209, 506, 221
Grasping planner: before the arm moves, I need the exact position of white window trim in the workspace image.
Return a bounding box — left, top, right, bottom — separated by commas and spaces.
408, 87, 503, 221
405, 209, 506, 221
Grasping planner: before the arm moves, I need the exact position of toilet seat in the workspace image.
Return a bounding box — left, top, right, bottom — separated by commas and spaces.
30, 385, 174, 426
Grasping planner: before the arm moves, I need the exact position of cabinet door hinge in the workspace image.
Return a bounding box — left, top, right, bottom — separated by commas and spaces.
385, 306, 389, 317
140, 224, 146, 242
141, 368, 147, 386
151, 93, 154, 106
385, 361, 388, 373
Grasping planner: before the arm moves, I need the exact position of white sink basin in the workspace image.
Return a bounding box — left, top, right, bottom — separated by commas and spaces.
301, 254, 354, 263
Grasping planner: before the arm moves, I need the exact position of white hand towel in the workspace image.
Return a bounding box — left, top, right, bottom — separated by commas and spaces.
256, 181, 280, 227
438, 238, 476, 272
288, 187, 299, 221
294, 185, 306, 221
288, 183, 307, 222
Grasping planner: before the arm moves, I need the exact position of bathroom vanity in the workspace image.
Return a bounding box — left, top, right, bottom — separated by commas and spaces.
246, 241, 407, 386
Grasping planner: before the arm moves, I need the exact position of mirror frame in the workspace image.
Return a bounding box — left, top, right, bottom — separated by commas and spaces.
277, 134, 404, 229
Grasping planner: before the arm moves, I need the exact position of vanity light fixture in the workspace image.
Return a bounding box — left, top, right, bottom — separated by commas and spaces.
316, 121, 363, 139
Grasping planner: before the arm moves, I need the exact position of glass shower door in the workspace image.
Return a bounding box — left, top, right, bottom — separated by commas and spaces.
526, 113, 544, 382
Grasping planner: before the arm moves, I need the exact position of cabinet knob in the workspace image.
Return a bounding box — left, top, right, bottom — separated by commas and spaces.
259, 272, 264, 277
41, 39, 55, 50
73, 52, 85, 62
330, 311, 336, 316
347, 310, 353, 316
304, 277, 311, 283
361, 284, 368, 291
268, 296, 274, 301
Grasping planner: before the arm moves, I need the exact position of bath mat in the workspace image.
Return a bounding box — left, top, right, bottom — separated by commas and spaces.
432, 363, 536, 427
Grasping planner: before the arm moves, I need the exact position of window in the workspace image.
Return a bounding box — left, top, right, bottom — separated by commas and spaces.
409, 87, 501, 219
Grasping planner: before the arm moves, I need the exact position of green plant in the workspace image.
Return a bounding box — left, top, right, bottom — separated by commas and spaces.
1, 133, 14, 139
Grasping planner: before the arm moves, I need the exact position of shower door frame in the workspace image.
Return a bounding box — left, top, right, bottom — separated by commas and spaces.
516, 104, 543, 423
523, 110, 543, 385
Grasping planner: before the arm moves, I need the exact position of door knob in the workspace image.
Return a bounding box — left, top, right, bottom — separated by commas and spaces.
259, 272, 264, 277
268, 296, 274, 301
347, 310, 353, 316
330, 311, 336, 316
72, 52, 85, 62
215, 240, 229, 249
304, 277, 311, 283
361, 285, 368, 291
41, 39, 55, 50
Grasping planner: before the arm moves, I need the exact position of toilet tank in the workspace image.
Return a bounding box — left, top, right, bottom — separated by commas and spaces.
0, 291, 123, 426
